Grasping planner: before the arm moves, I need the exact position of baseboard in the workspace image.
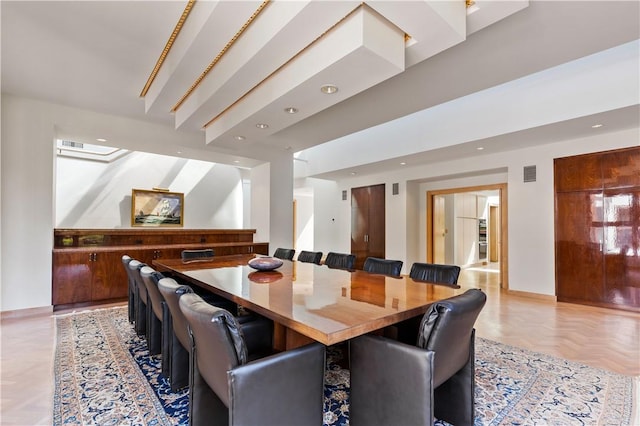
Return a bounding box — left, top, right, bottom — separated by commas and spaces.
1, 305, 53, 320
506, 289, 557, 302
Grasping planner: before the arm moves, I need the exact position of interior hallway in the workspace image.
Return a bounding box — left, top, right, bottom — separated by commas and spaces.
1, 268, 639, 425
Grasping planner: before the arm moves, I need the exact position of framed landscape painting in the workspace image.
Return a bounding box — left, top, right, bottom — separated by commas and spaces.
131, 189, 184, 227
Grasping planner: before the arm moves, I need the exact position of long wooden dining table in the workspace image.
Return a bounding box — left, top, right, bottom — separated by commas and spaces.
153, 254, 469, 350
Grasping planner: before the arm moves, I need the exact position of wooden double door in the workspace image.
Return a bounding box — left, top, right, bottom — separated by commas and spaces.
555, 146, 640, 312
351, 184, 385, 270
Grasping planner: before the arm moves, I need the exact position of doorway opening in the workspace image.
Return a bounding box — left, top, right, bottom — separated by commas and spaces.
426, 183, 508, 289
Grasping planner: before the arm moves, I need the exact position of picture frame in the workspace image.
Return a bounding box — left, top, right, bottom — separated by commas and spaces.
131, 189, 184, 227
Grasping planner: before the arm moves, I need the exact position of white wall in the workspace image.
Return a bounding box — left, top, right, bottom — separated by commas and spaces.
307, 178, 343, 256
313, 128, 638, 296
1, 95, 56, 311
1, 95, 294, 312
56, 152, 245, 229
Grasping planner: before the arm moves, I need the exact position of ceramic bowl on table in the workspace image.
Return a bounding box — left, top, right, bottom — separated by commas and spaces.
247, 256, 283, 271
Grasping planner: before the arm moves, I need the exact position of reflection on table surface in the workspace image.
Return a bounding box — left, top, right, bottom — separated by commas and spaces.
154, 254, 469, 346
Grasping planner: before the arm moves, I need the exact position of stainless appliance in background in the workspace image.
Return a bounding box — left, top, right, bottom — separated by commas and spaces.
478, 218, 487, 262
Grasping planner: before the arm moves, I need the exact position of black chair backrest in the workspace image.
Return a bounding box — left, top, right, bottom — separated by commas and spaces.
179, 292, 248, 407
297, 250, 323, 265
409, 262, 461, 286
140, 266, 166, 320
157, 277, 194, 350
128, 260, 148, 302
417, 288, 486, 386
181, 249, 214, 262
273, 248, 295, 261
122, 255, 137, 287
363, 257, 403, 277
324, 252, 356, 270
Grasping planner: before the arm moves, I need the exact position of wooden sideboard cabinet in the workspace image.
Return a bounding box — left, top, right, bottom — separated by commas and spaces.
52, 229, 269, 309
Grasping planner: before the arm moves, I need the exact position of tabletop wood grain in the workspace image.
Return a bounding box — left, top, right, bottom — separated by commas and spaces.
154, 255, 468, 345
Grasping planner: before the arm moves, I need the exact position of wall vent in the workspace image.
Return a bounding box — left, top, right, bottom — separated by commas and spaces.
392, 183, 399, 195
523, 165, 536, 183
342, 190, 347, 201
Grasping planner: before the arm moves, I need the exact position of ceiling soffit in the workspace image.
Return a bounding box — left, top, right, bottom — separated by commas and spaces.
141, 0, 528, 153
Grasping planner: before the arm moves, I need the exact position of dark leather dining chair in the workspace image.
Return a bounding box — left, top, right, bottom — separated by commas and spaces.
324, 252, 356, 270
395, 262, 462, 344
157, 278, 258, 391
349, 288, 487, 426
297, 250, 323, 265
363, 257, 403, 277
410, 262, 461, 286
128, 259, 148, 337
121, 255, 135, 323
140, 266, 166, 356
273, 248, 295, 261
179, 292, 326, 426
157, 277, 195, 390
181, 249, 214, 262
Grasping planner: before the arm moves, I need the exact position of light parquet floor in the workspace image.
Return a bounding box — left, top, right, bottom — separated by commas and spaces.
1, 268, 639, 425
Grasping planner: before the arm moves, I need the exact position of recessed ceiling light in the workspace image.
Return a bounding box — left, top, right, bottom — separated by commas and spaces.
284, 107, 298, 114
591, 124, 604, 128
96, 138, 107, 142
177, 151, 182, 154
400, 162, 407, 166
256, 123, 269, 129
320, 84, 338, 94
234, 135, 246, 141
350, 172, 356, 176
234, 160, 240, 164
477, 147, 484, 150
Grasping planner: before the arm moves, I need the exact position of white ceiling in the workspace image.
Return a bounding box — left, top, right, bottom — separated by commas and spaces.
2, 1, 639, 179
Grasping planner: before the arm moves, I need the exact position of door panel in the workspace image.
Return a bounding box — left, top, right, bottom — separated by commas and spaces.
555, 191, 605, 303
351, 187, 370, 267
433, 196, 446, 264
367, 184, 386, 259
351, 184, 385, 269
603, 189, 640, 307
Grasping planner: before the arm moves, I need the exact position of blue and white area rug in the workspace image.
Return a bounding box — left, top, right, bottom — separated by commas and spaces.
54, 306, 638, 425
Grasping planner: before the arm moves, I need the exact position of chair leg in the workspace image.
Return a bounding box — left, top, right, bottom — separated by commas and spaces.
148, 308, 162, 356
128, 281, 135, 323
161, 303, 172, 377
434, 330, 475, 426
135, 296, 147, 337
170, 333, 189, 391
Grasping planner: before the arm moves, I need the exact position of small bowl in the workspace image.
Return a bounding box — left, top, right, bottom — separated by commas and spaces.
247, 257, 284, 271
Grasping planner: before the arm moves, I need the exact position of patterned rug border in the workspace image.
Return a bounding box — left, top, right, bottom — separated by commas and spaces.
53, 306, 173, 426
476, 336, 640, 381
53, 306, 640, 426
474, 336, 640, 426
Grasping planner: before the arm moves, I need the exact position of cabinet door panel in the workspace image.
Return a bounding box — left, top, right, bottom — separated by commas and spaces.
91, 251, 134, 301
52, 251, 92, 305
555, 192, 605, 302
603, 189, 640, 307
602, 147, 640, 189
555, 155, 601, 192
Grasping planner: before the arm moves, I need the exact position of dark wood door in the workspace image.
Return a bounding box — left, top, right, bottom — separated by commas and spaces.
351, 184, 385, 269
